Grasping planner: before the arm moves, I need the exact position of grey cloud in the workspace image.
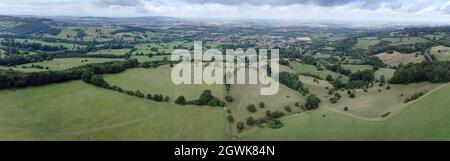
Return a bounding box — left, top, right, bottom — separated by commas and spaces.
93, 0, 143, 7
180, 0, 402, 9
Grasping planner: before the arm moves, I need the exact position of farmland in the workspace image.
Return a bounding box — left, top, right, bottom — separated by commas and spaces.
1, 15, 450, 141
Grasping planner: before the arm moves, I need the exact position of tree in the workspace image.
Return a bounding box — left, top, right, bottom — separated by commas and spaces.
175, 96, 187, 105
380, 75, 386, 84
81, 70, 93, 83
237, 122, 244, 132
349, 92, 356, 98
326, 75, 334, 82
285, 106, 292, 112
227, 115, 234, 122
247, 104, 257, 113
246, 117, 255, 126
225, 95, 233, 103
259, 102, 265, 108
305, 94, 321, 110
89, 75, 110, 88
164, 96, 170, 102
198, 90, 214, 105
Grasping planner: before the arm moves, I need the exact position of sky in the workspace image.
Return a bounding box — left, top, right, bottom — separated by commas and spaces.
0, 0, 449, 22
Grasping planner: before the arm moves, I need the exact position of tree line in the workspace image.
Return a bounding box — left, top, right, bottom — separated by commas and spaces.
390, 61, 450, 84
0, 59, 139, 89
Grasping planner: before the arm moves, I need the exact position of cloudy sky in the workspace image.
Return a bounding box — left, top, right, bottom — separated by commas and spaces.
0, 0, 449, 22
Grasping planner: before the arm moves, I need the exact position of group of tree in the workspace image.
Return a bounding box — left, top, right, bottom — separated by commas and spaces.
0, 59, 138, 89
390, 61, 450, 84
1, 39, 67, 51
186, 90, 226, 107
279, 72, 309, 94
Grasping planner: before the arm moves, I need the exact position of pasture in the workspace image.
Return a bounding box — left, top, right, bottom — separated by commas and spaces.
0, 81, 228, 140
103, 65, 226, 101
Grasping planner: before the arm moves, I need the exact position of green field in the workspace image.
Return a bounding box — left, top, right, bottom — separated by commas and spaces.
104, 65, 226, 101
239, 83, 450, 140
382, 37, 429, 45
88, 49, 131, 56
354, 37, 380, 50
289, 62, 349, 82
0, 58, 124, 72
0, 81, 227, 140
430, 46, 450, 61
342, 65, 373, 72
131, 55, 169, 63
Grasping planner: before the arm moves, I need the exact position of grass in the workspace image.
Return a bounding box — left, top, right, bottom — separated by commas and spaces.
289, 62, 349, 83
0, 81, 227, 141
239, 83, 450, 140
104, 65, 226, 101
430, 46, 450, 61
0, 58, 124, 72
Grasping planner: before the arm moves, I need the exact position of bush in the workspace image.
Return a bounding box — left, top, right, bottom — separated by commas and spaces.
247, 104, 257, 113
